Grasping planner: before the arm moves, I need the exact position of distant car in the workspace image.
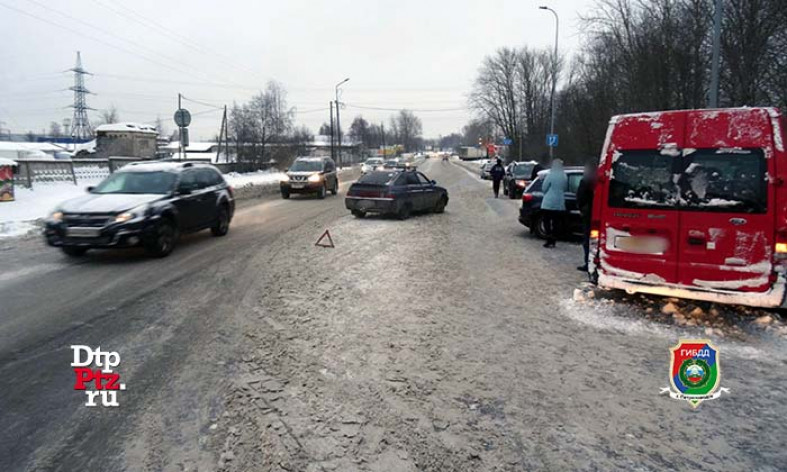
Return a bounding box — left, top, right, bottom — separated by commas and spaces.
44, 162, 235, 258
518, 167, 584, 239
361, 158, 384, 174
345, 169, 449, 219
280, 156, 338, 199
503, 161, 538, 199
382, 159, 400, 170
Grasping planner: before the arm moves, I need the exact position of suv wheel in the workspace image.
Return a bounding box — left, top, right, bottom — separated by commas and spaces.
211, 205, 230, 237
62, 246, 88, 257
318, 184, 327, 199
145, 219, 177, 257
281, 191, 290, 199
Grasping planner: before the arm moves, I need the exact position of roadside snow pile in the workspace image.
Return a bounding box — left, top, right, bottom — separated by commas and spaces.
570, 284, 787, 340
0, 180, 102, 238
224, 170, 286, 188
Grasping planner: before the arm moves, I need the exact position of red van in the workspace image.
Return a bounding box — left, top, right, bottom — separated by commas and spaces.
589, 107, 787, 307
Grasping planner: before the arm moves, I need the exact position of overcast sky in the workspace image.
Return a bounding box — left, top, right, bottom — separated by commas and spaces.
0, 0, 595, 141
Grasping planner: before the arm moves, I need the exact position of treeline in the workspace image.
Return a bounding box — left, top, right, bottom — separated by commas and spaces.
345, 109, 424, 153
471, 0, 787, 164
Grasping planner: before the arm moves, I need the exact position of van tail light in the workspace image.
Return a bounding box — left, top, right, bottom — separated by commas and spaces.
590, 220, 601, 240
776, 228, 787, 260
522, 193, 534, 203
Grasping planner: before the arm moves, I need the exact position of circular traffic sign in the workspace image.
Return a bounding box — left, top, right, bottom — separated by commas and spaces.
174, 108, 192, 127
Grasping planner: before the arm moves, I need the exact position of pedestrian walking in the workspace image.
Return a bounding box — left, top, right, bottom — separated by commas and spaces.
540, 158, 567, 248
489, 158, 506, 198
576, 161, 597, 271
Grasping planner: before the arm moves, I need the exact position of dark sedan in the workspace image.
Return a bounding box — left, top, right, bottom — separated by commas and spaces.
503, 161, 538, 199
518, 167, 584, 239
44, 162, 234, 257
345, 169, 448, 219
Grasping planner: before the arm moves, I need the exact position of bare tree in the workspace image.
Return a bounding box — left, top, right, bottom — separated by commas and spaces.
97, 105, 120, 125
49, 121, 63, 138
391, 110, 422, 152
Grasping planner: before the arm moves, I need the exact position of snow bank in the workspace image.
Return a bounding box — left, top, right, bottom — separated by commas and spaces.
224, 170, 286, 188
0, 179, 103, 238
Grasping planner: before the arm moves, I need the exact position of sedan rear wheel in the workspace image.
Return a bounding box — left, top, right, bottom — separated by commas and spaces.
433, 196, 447, 214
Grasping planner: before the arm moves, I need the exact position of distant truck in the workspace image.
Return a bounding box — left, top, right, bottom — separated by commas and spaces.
458, 146, 486, 160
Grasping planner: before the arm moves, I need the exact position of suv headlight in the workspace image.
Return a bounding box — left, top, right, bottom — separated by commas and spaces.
115, 212, 136, 223
50, 210, 64, 222
280, 174, 290, 182
308, 174, 322, 183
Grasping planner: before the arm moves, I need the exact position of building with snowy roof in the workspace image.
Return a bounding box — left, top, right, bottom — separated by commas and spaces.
95, 122, 158, 160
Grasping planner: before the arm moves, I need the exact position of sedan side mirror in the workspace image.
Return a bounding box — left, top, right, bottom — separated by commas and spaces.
430, 180, 436, 185
86, 186, 95, 192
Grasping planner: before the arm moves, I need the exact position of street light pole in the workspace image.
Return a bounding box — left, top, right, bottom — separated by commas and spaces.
335, 78, 350, 167
539, 5, 559, 160
709, 0, 723, 108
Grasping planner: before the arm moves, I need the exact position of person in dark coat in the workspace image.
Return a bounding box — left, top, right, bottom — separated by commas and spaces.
531, 162, 545, 180
576, 161, 597, 271
489, 158, 506, 198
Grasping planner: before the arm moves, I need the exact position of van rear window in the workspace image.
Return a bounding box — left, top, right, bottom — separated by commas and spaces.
609, 149, 767, 213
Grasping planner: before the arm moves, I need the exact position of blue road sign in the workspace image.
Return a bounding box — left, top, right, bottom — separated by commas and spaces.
546, 134, 559, 147
503, 137, 513, 145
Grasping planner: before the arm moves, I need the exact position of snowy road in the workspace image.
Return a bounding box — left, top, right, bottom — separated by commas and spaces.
0, 159, 785, 471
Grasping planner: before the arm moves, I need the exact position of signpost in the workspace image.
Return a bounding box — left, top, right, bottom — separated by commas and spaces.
503, 137, 513, 145
173, 95, 191, 160
546, 134, 559, 148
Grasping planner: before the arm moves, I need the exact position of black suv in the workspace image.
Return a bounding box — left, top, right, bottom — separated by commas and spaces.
518, 167, 583, 239
280, 157, 339, 199
44, 161, 235, 257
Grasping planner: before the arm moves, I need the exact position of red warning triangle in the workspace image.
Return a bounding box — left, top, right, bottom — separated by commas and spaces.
315, 229, 335, 248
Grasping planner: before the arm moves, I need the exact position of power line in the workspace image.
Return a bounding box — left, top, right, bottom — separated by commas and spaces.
345, 103, 469, 112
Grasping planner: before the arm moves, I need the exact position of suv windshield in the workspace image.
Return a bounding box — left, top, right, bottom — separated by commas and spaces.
92, 171, 177, 194
289, 160, 323, 172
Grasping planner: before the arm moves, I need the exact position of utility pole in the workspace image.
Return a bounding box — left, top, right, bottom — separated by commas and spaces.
381, 122, 386, 157
709, 0, 723, 108
539, 6, 559, 160
330, 101, 335, 161
335, 78, 349, 166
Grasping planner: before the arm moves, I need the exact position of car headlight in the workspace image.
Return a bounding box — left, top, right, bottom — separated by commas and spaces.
50, 210, 63, 222
308, 174, 322, 183
114, 212, 136, 223
280, 174, 290, 182
516, 180, 528, 187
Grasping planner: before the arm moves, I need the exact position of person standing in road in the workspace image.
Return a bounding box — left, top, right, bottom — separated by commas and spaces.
576, 161, 597, 271
489, 158, 506, 198
540, 158, 567, 248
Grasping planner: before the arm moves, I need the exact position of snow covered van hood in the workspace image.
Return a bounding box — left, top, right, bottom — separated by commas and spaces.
57, 193, 164, 214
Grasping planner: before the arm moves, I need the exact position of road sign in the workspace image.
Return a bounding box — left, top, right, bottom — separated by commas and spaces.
546, 134, 559, 147
174, 108, 191, 127
503, 137, 513, 145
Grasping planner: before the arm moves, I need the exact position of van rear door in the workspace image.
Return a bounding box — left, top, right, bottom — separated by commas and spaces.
677, 109, 775, 292
599, 112, 685, 284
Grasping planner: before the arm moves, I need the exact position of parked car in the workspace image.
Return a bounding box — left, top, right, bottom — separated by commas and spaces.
503, 161, 538, 199
345, 169, 449, 219
518, 167, 584, 239
480, 161, 496, 180
280, 156, 338, 199
44, 161, 234, 258
590, 107, 787, 308
382, 159, 400, 170
361, 158, 384, 174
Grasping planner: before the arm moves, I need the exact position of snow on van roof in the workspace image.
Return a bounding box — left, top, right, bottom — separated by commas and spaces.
0, 157, 17, 166
95, 122, 158, 134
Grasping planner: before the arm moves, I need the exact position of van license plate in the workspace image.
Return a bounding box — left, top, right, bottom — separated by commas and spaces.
67, 227, 101, 238
291, 183, 305, 189
614, 236, 668, 254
